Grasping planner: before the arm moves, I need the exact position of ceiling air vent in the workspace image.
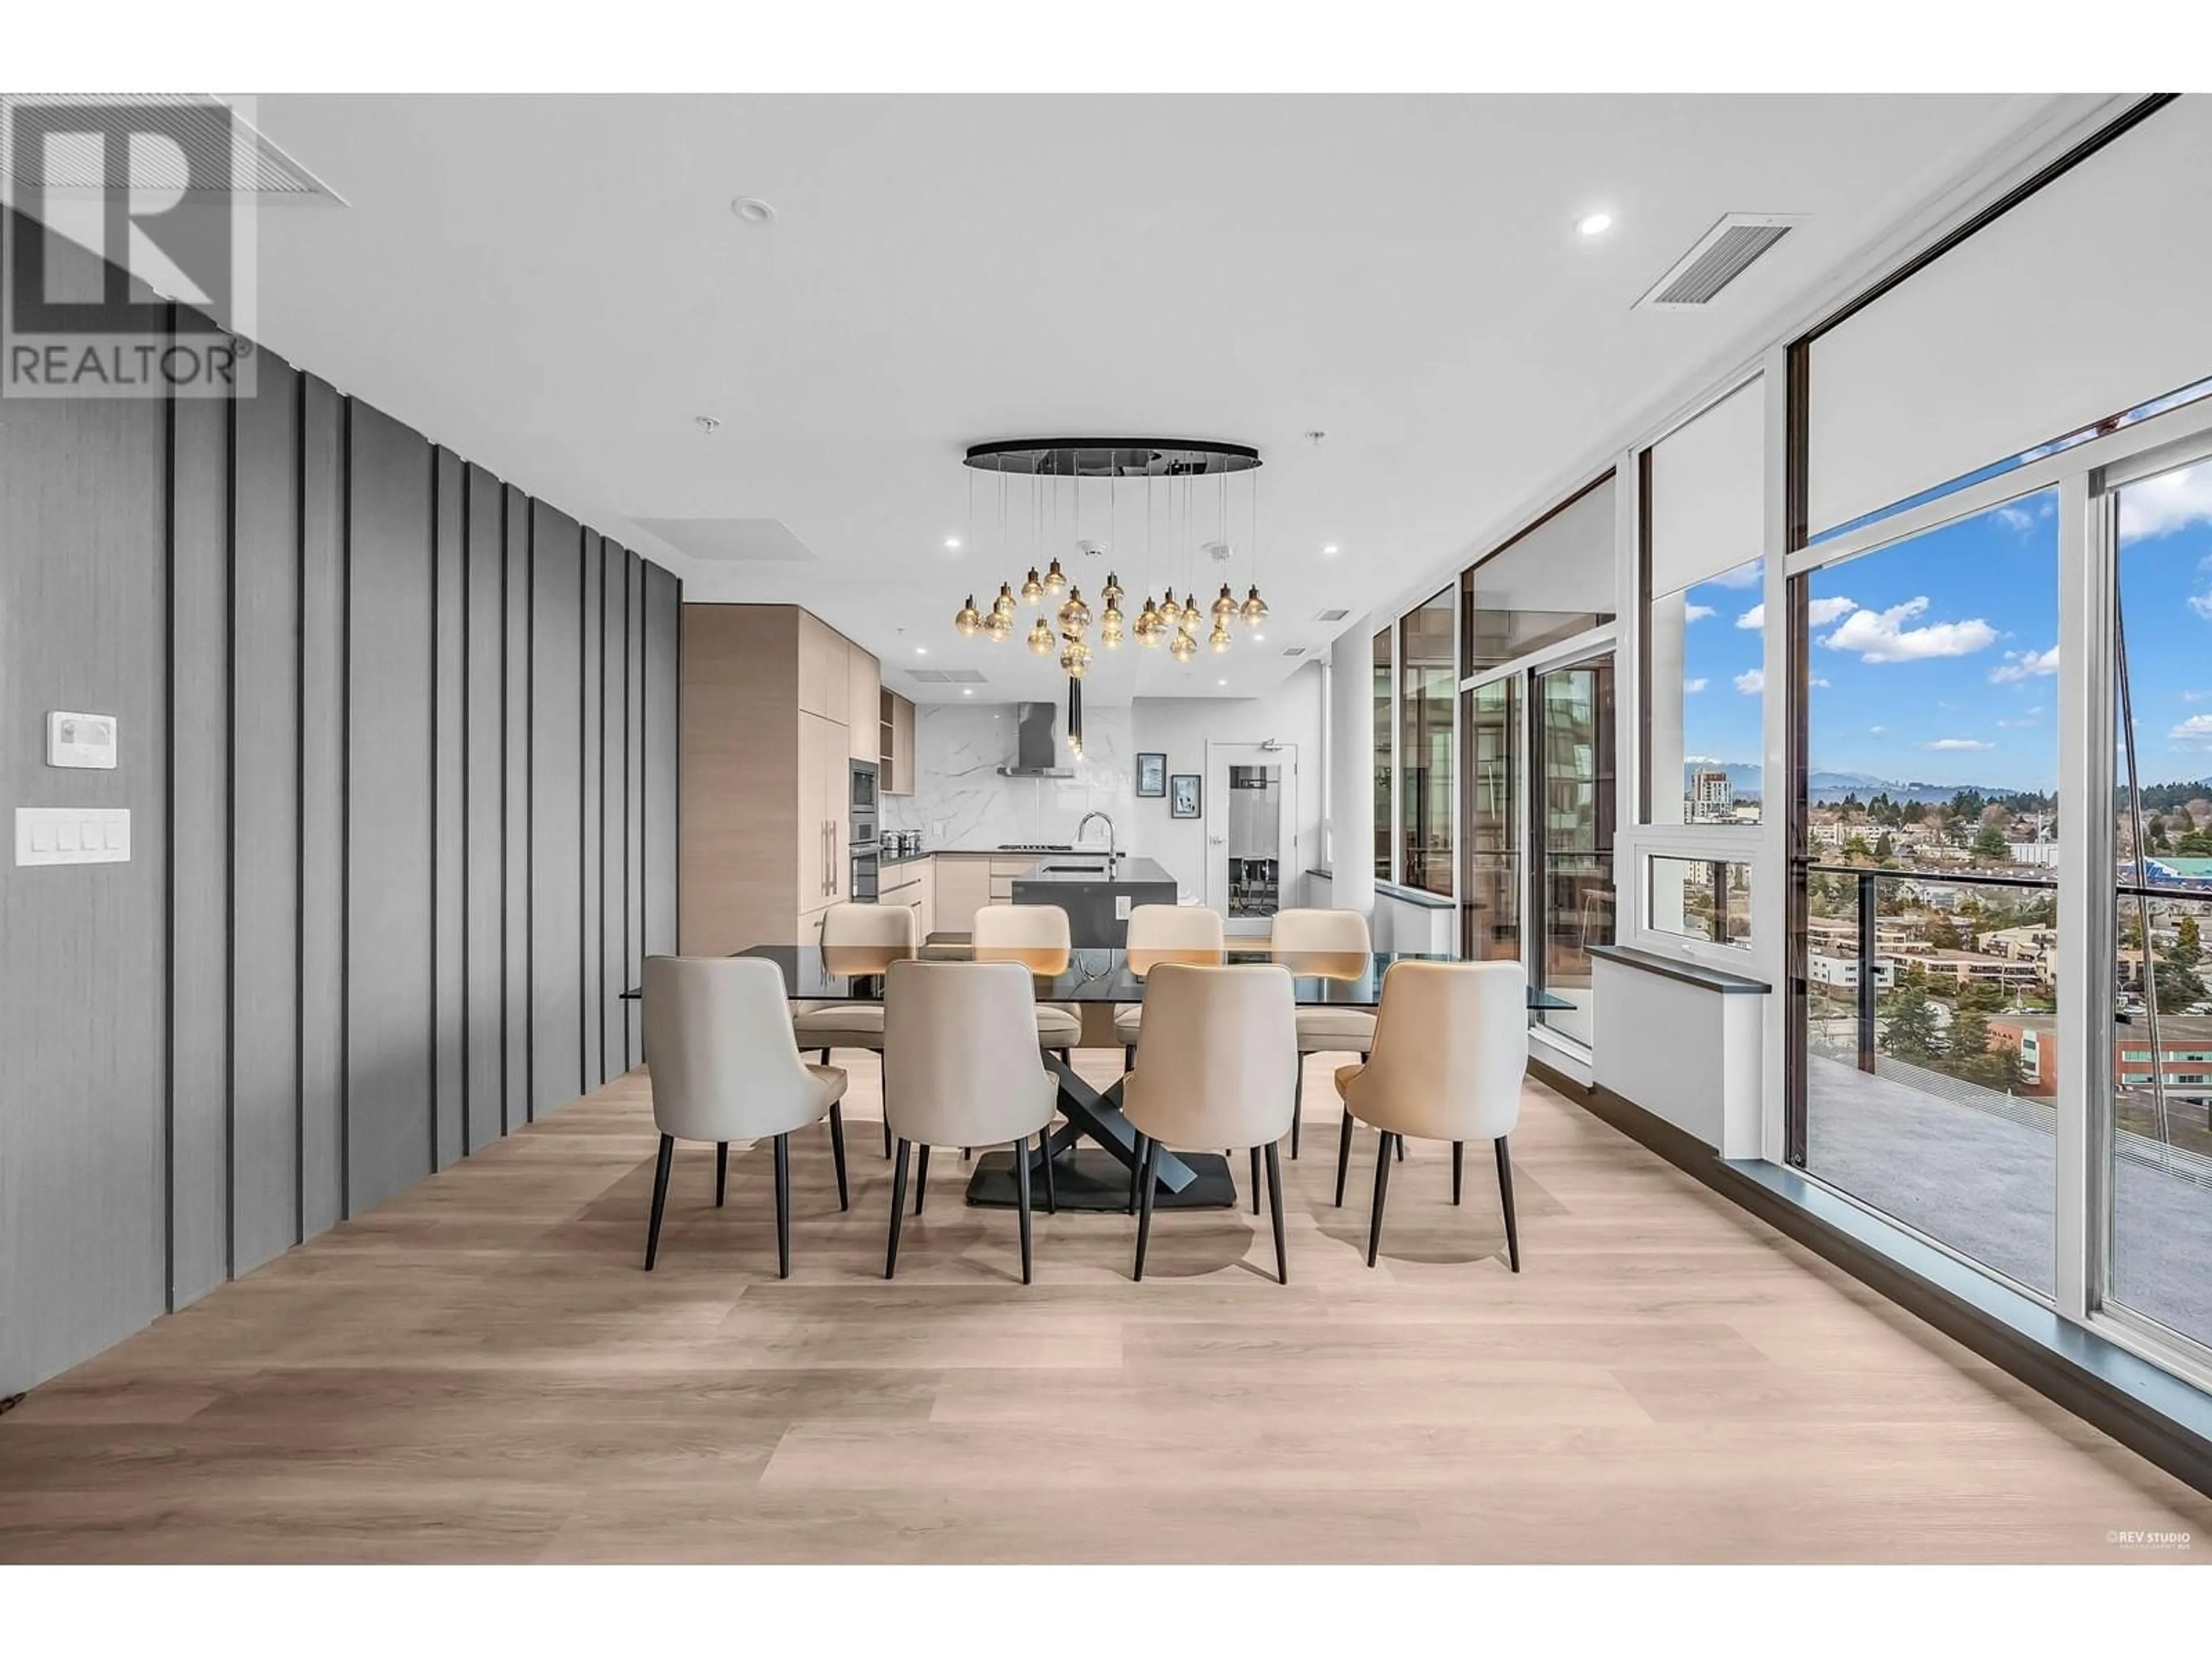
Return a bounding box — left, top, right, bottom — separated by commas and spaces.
0, 93, 343, 200
1315, 608, 1351, 623
908, 667, 987, 685
1281, 646, 1309, 658
1634, 214, 1798, 312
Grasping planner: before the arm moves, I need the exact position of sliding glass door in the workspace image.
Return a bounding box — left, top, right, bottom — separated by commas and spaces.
1533, 654, 1615, 1046
1461, 677, 1520, 961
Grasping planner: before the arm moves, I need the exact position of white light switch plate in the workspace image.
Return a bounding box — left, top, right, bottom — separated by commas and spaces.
16, 807, 130, 866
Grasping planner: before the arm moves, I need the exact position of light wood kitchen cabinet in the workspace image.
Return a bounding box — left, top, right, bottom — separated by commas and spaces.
681, 604, 865, 956
933, 855, 991, 938
796, 608, 847, 723
881, 690, 916, 796
846, 646, 880, 763
881, 855, 933, 942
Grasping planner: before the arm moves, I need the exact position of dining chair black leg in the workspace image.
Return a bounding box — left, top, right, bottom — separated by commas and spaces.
644, 1132, 674, 1270
829, 1103, 850, 1213
1366, 1130, 1395, 1268
1396, 1134, 1406, 1162
885, 1138, 911, 1279
1290, 1063, 1303, 1160
1013, 1137, 1035, 1286
1334, 1111, 1355, 1207
1452, 1140, 1464, 1207
1132, 1137, 1161, 1281
1264, 1141, 1287, 1285
914, 1143, 930, 1214
1039, 1130, 1057, 1214
1128, 1133, 1147, 1215
772, 1131, 791, 1281
1249, 1146, 1263, 1214
882, 1118, 892, 1160
1494, 1135, 1521, 1273
1123, 1044, 1135, 1074
715, 1141, 729, 1208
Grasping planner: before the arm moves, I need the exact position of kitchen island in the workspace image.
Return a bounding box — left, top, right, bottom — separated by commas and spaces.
1009, 855, 1177, 947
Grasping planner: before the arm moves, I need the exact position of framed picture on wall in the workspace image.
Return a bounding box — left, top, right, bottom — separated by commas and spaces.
1136, 752, 1167, 798
1169, 774, 1201, 819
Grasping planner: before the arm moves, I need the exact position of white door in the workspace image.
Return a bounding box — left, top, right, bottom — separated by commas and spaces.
1203, 741, 1298, 937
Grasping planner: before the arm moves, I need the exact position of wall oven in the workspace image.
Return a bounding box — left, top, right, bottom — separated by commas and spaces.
849, 762, 880, 901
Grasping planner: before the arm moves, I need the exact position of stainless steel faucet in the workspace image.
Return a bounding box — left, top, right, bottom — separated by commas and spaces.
1076, 809, 1118, 862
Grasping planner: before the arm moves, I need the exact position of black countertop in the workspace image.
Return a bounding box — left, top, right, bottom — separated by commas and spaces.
1010, 855, 1175, 887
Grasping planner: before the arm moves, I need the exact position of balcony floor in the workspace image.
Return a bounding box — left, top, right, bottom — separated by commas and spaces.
1, 1055, 2206, 1563
1806, 1052, 2212, 1347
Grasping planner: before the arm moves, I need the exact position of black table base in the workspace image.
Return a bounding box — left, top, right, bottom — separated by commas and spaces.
963, 1147, 1237, 1211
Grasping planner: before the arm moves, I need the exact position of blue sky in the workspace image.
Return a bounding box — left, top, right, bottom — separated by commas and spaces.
1676, 457, 2212, 793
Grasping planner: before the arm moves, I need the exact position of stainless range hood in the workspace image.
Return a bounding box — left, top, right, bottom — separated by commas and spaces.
997, 701, 1073, 778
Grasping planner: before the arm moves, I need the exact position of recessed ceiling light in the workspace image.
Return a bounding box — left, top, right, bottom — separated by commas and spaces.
731, 196, 776, 224
695, 415, 721, 434
944, 536, 961, 550
1576, 211, 1614, 237
1218, 678, 1228, 687
915, 646, 928, 656
1321, 543, 1338, 555
962, 687, 974, 696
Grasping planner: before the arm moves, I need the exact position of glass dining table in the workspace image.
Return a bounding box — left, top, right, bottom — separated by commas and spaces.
627, 942, 1566, 1211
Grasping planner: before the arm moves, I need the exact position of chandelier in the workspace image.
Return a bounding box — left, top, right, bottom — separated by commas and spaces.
951, 440, 1271, 754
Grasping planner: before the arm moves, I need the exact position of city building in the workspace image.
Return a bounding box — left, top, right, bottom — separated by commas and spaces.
1688, 768, 1734, 823
1990, 1015, 2212, 1101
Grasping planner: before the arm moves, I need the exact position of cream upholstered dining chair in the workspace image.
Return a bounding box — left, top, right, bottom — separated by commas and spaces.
1332, 960, 1527, 1271
969, 903, 1083, 1059
1114, 903, 1226, 1066
881, 960, 1059, 1283
1270, 907, 1377, 1161
1122, 963, 1298, 1285
642, 955, 850, 1279
793, 901, 916, 1159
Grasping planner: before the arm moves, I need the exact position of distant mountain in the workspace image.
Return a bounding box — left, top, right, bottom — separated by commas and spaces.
1679, 763, 2028, 805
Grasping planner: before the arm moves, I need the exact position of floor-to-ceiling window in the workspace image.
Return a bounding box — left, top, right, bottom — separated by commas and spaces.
1399, 588, 1455, 896
1373, 626, 1393, 882
1797, 488, 2061, 1296
1456, 474, 1617, 1046
2107, 449, 2212, 1357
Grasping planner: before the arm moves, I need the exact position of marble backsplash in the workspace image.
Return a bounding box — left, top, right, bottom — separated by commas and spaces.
881, 703, 1136, 850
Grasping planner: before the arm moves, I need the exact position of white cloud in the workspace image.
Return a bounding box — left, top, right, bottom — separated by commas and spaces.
1924, 737, 1995, 751
1736, 603, 1764, 630
1820, 597, 1998, 663
1995, 716, 2039, 729
2118, 462, 2212, 540
1683, 604, 1715, 623
1734, 668, 1764, 695
1703, 559, 1764, 589
2172, 714, 2212, 747
1994, 505, 2035, 533
1682, 677, 1708, 694
1808, 596, 1858, 626
2189, 591, 2212, 622
1684, 753, 1723, 765
1989, 645, 2059, 684
1868, 725, 1886, 736
1810, 676, 1831, 688
2184, 690, 2211, 703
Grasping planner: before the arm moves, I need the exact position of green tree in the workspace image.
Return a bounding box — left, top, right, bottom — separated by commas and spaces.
2175, 914, 2203, 969
1926, 915, 1964, 951
1873, 831, 1896, 865
2151, 958, 2208, 1014
1971, 824, 2010, 862
1883, 984, 1941, 1065
1843, 832, 1874, 863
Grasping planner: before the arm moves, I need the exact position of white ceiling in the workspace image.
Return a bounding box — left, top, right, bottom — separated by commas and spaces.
240, 93, 2053, 703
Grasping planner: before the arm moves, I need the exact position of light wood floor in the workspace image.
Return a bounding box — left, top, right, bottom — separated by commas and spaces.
2, 1053, 2206, 1564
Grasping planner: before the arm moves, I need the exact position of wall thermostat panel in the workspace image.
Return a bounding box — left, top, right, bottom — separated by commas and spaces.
48, 712, 118, 769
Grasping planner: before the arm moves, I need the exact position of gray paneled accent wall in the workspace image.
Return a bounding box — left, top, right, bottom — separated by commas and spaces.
0, 242, 679, 1396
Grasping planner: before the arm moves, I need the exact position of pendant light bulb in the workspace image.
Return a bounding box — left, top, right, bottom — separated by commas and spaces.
1026, 617, 1054, 654
954, 596, 983, 637
1209, 618, 1233, 652
1239, 584, 1268, 626
1100, 604, 1124, 647
1181, 593, 1203, 631
993, 582, 1017, 619
1020, 567, 1045, 605
984, 611, 1012, 643
1043, 558, 1067, 596
1169, 628, 1197, 664
1102, 571, 1124, 605
1213, 582, 1237, 621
